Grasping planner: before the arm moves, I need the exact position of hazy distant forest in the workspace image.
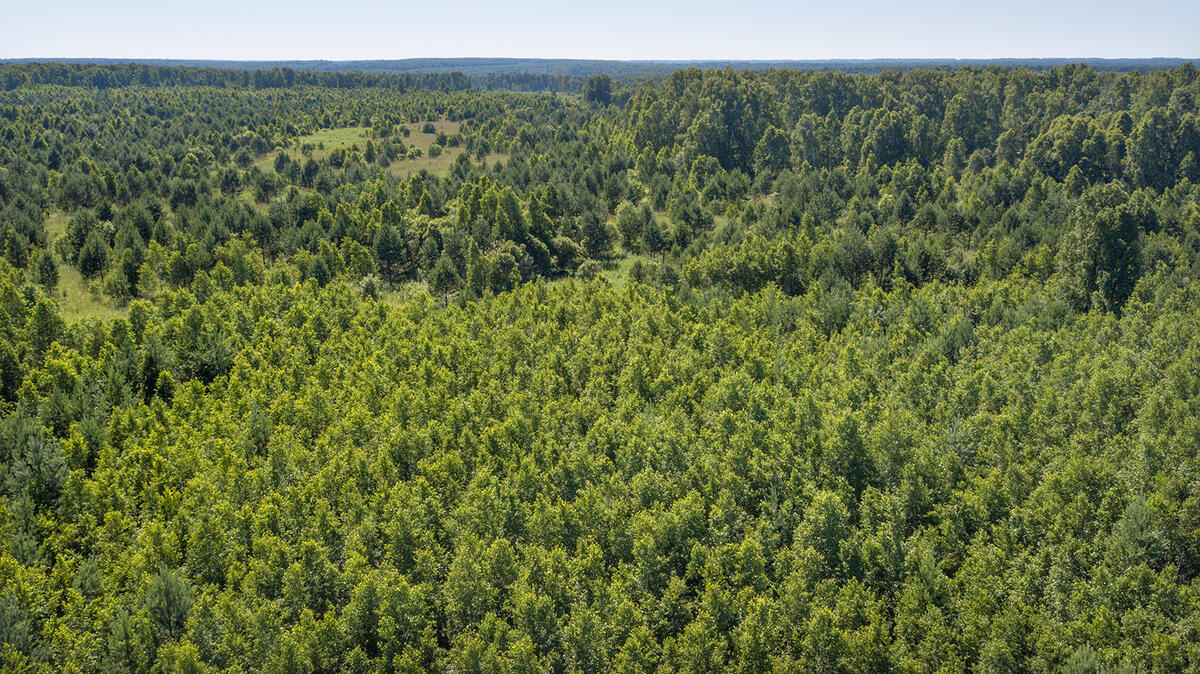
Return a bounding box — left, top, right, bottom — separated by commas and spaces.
1, 61, 1200, 672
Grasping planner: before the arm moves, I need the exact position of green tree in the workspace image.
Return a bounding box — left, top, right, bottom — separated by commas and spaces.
643, 216, 668, 261
616, 202, 646, 250
581, 213, 613, 260
145, 567, 193, 642
1059, 184, 1146, 311
219, 167, 242, 195
466, 239, 489, 297
753, 125, 791, 174
78, 230, 109, 278
1126, 107, 1177, 191
36, 252, 58, 290
583, 74, 613, 106
374, 221, 408, 281
428, 254, 462, 305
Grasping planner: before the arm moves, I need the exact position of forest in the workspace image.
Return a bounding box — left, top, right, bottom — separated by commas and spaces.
0, 61, 1199, 671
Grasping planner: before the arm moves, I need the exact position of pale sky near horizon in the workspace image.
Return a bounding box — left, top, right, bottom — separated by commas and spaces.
1, 0, 1195, 61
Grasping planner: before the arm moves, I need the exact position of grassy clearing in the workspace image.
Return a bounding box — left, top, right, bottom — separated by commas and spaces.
54, 262, 123, 322
388, 121, 463, 178
44, 211, 68, 242
601, 253, 653, 287
378, 280, 430, 308
42, 211, 124, 322
249, 126, 370, 173
299, 126, 372, 153
251, 121, 507, 180
387, 121, 507, 178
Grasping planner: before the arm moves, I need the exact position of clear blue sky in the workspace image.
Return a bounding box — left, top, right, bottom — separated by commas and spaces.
1, 0, 1195, 60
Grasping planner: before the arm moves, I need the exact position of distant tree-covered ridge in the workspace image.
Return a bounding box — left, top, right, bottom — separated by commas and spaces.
4, 56, 1194, 77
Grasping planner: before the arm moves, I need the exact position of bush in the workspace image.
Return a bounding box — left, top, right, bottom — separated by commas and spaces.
576, 259, 603, 280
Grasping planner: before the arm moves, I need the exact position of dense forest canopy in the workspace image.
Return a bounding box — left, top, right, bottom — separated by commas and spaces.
0, 61, 1199, 672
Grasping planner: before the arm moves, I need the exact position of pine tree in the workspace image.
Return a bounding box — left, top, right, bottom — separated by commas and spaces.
145, 567, 192, 642
427, 254, 462, 305
36, 252, 58, 291
466, 239, 488, 297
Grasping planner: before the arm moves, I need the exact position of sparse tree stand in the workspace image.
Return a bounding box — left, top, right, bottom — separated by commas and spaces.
643, 216, 668, 262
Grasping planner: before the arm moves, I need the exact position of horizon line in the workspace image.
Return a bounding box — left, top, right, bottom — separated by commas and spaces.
3, 56, 1196, 63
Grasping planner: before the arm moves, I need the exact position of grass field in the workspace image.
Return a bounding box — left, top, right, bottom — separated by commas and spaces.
252, 121, 508, 180
250, 126, 372, 170
42, 211, 124, 322
378, 280, 430, 308
601, 253, 654, 286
